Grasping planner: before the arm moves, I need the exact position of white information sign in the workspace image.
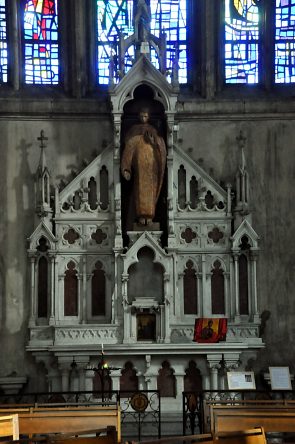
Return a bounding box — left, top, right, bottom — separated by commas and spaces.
227, 371, 256, 390
269, 366, 292, 390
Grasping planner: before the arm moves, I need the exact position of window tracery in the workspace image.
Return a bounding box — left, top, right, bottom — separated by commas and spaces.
0, 0, 7, 83
0, 1, 294, 89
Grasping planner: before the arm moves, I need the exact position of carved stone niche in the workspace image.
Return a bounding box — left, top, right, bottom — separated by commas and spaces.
130, 298, 162, 342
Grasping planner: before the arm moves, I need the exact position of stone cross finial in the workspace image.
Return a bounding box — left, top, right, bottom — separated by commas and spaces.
37, 130, 48, 149
236, 130, 246, 149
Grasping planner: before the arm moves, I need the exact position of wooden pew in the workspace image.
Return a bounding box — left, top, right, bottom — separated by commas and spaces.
215, 427, 267, 444
45, 425, 118, 444
0, 427, 117, 444
0, 414, 19, 440
208, 404, 295, 435
126, 427, 266, 444
0, 406, 120, 443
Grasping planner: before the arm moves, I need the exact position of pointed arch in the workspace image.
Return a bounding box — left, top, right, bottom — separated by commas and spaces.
127, 246, 164, 303
120, 361, 139, 397
184, 361, 202, 392
91, 261, 106, 316
183, 260, 198, 315
157, 361, 176, 397
64, 260, 78, 316
211, 259, 225, 315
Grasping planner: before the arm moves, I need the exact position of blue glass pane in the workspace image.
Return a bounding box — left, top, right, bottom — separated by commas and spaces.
97, 0, 133, 85
275, 0, 295, 83
224, 0, 259, 84
150, 0, 187, 83
97, 0, 187, 85
23, 0, 59, 85
0, 0, 7, 83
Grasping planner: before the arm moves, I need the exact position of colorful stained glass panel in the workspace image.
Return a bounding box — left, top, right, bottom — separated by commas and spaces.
224, 0, 259, 84
96, 0, 187, 85
0, 0, 7, 83
275, 0, 295, 83
23, 0, 59, 84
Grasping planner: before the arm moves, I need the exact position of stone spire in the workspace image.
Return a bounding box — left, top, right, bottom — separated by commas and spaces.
36, 130, 52, 224
234, 130, 252, 228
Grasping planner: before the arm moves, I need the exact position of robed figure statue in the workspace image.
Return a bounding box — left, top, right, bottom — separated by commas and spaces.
121, 109, 166, 226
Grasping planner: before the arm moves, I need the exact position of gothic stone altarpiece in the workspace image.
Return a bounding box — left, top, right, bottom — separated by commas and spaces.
26, 55, 264, 420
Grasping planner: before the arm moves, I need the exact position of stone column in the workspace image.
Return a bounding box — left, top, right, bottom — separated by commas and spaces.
164, 273, 170, 343
81, 256, 87, 323
226, 183, 232, 215
48, 254, 56, 325
122, 274, 130, 343
207, 355, 222, 390
222, 352, 241, 391
76, 357, 89, 392
144, 356, 158, 392
113, 113, 123, 251
110, 369, 121, 392
85, 365, 95, 392
233, 253, 241, 322
60, 366, 70, 393
201, 254, 207, 317
166, 121, 176, 249
72, 2, 87, 98
77, 273, 82, 323
28, 254, 36, 327
224, 271, 230, 316
159, 304, 165, 342
11, 0, 20, 91
250, 251, 260, 322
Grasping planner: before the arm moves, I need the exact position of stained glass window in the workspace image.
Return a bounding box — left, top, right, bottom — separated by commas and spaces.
275, 0, 295, 83
23, 0, 59, 85
0, 0, 7, 83
150, 0, 187, 83
224, 0, 260, 84
96, 0, 187, 85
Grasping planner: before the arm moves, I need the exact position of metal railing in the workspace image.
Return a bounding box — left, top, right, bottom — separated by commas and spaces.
183, 389, 295, 435
0, 389, 161, 441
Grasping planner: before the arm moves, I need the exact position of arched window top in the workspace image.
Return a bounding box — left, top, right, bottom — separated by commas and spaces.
23, 0, 59, 85
224, 0, 259, 84
0, 0, 8, 83
96, 0, 187, 85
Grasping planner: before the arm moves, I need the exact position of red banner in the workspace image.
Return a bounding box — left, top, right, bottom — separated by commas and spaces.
193, 318, 227, 343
